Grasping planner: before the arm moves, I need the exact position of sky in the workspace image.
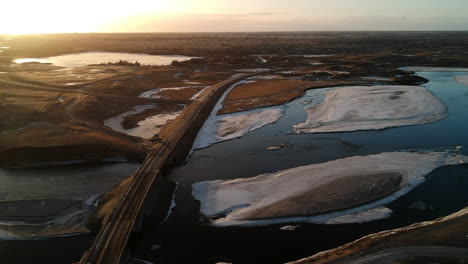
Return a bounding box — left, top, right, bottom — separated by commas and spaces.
1, 0, 467, 34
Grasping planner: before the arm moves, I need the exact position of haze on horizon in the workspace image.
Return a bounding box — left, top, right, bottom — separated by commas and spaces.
1, 0, 468, 34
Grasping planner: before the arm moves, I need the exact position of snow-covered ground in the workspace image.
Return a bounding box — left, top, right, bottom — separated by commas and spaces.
324, 207, 393, 225
402, 66, 468, 72
455, 75, 468, 85
104, 105, 183, 139
184, 81, 202, 85
192, 151, 466, 227
294, 85, 447, 134
193, 107, 285, 150
138, 86, 205, 99
192, 80, 284, 150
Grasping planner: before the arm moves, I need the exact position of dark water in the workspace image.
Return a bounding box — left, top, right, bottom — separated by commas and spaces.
0, 162, 141, 201
0, 162, 140, 264
0, 235, 95, 264
135, 71, 468, 264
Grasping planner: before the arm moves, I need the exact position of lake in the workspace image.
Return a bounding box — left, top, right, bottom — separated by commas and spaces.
14, 52, 195, 67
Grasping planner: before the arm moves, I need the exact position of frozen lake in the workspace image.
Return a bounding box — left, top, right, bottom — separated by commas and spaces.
14, 52, 195, 67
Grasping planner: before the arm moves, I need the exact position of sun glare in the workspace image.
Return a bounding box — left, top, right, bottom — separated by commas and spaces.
0, 0, 173, 34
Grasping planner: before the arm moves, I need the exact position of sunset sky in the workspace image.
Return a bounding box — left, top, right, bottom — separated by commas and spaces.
1, 0, 467, 34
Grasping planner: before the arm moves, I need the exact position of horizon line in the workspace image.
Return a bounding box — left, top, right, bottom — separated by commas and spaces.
2, 30, 468, 36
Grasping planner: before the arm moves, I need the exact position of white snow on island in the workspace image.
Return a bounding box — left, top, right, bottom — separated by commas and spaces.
192, 80, 285, 150
192, 151, 466, 226
455, 75, 468, 85
294, 85, 447, 134
193, 107, 284, 150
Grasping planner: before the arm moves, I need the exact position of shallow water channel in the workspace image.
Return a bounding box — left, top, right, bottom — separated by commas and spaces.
135, 71, 468, 264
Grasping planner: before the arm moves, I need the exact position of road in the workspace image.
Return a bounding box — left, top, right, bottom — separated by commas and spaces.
77, 71, 272, 264
0, 74, 190, 103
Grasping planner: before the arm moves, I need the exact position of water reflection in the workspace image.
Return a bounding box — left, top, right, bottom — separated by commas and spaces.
14, 52, 196, 67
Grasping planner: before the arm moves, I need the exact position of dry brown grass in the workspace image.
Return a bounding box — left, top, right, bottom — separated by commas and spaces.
219, 79, 363, 114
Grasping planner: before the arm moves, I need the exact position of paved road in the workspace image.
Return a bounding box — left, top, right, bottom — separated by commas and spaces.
77, 71, 270, 264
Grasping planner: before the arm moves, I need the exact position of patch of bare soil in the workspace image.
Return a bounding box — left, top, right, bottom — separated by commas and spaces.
219, 79, 366, 114
244, 172, 402, 220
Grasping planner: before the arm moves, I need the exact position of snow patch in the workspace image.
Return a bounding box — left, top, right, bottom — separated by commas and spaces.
104, 105, 183, 139
267, 143, 291, 151
193, 151, 465, 226
139, 86, 205, 99
193, 106, 284, 150
294, 85, 447, 134
256, 57, 268, 64
280, 225, 299, 231
324, 207, 393, 224
14, 58, 49, 64
192, 80, 285, 150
